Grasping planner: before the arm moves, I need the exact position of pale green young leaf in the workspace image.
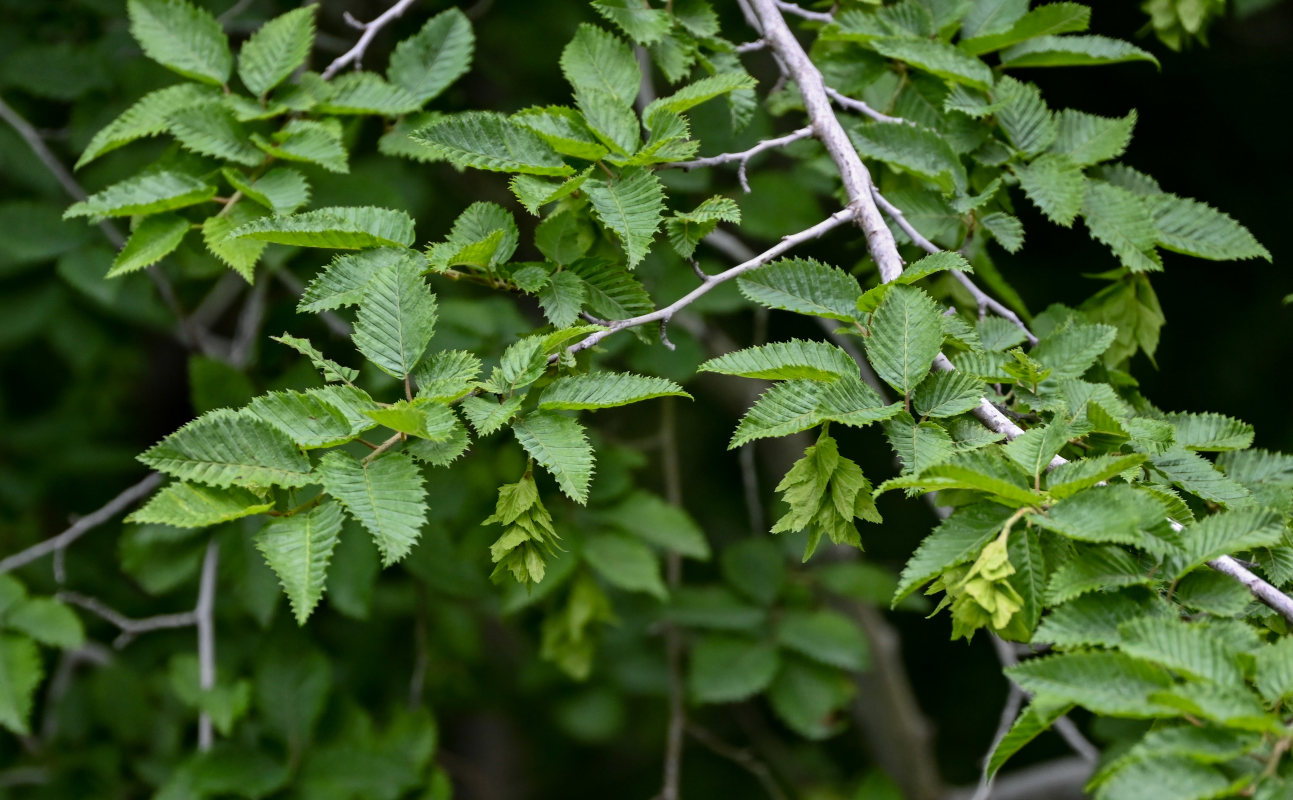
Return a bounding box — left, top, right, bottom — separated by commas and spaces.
1004, 651, 1173, 717
139, 409, 312, 488
0, 634, 42, 735
352, 253, 437, 378
994, 77, 1056, 156
592, 0, 671, 44
1033, 590, 1158, 648
1118, 616, 1241, 685
512, 107, 608, 161
1166, 412, 1254, 452
912, 371, 986, 418
895, 503, 1015, 602
1014, 153, 1084, 227
869, 37, 993, 90
298, 247, 415, 312
511, 170, 594, 217
595, 490, 710, 561
731, 377, 901, 448
1150, 448, 1251, 506
5, 599, 84, 650
222, 168, 310, 215
254, 499, 343, 625
776, 610, 868, 671
768, 657, 853, 740
559, 23, 640, 106
583, 167, 665, 268
1145, 193, 1271, 262
688, 635, 780, 703
364, 400, 459, 441
738, 258, 863, 323
1000, 35, 1160, 69
1051, 109, 1136, 167
771, 431, 879, 560
960, 2, 1090, 54
1046, 545, 1151, 604
986, 702, 1073, 777
460, 394, 526, 436
700, 339, 857, 382
127, 0, 232, 85
883, 411, 956, 474
246, 390, 366, 448
65, 171, 216, 219
76, 83, 218, 169
539, 373, 690, 411
107, 214, 190, 278
202, 205, 266, 281
406, 414, 471, 467
426, 201, 518, 271
848, 122, 966, 194
626, 109, 698, 165
167, 100, 261, 166
127, 483, 273, 527
665, 195, 741, 258
235, 206, 416, 250
481, 335, 547, 394
316, 451, 427, 566
643, 72, 757, 125
583, 533, 667, 599
252, 119, 348, 173
895, 251, 972, 284
237, 6, 314, 95
537, 271, 586, 328
411, 112, 573, 175
881, 449, 1038, 507
1044, 453, 1148, 499
512, 412, 595, 504
388, 8, 474, 104
413, 350, 481, 401
864, 284, 944, 395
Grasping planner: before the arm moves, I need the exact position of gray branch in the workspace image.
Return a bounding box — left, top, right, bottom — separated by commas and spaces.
321, 0, 421, 79
195, 539, 219, 752
671, 126, 814, 193
773, 0, 834, 23
57, 592, 198, 649
823, 86, 907, 125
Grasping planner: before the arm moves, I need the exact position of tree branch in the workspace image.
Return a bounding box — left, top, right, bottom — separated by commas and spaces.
671, 126, 813, 193
823, 86, 907, 125
945, 756, 1091, 800
686, 722, 788, 800
0, 473, 164, 576
195, 538, 219, 752
774, 0, 834, 23
321, 0, 421, 79
657, 398, 686, 800
57, 592, 198, 649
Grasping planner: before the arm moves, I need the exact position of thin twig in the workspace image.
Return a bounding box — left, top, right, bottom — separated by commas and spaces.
823, 86, 907, 125
195, 539, 219, 752
658, 398, 686, 800
228, 276, 269, 367
686, 722, 788, 800
774, 0, 834, 23
736, 39, 769, 53
671, 126, 813, 193
320, 0, 421, 79
0, 473, 164, 576
57, 592, 198, 649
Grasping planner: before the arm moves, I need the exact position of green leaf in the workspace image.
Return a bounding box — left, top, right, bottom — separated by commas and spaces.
592, 0, 672, 44
665, 196, 742, 259
537, 271, 586, 328
76, 83, 218, 169
484, 473, 561, 586
1095, 756, 1235, 800
571, 259, 654, 320
272, 335, 357, 384
731, 376, 902, 448
848, 122, 966, 194
576, 89, 640, 157
738, 258, 863, 323
411, 112, 573, 176
1150, 448, 1251, 507
1034, 484, 1171, 547
166, 100, 261, 166
688, 635, 780, 703
426, 201, 518, 272
139, 409, 312, 488
237, 6, 314, 95
0, 634, 42, 735
406, 414, 471, 467
252, 500, 341, 625
107, 214, 190, 278
127, 482, 274, 527
351, 254, 437, 378
583, 167, 666, 268
994, 77, 1056, 156
720, 539, 785, 607
1145, 193, 1271, 262
987, 702, 1073, 777
643, 72, 758, 124
700, 340, 857, 382
882, 449, 1039, 507
980, 212, 1025, 252
388, 8, 474, 104
1051, 109, 1136, 167
6, 598, 84, 650
1172, 508, 1285, 577
364, 400, 459, 441
869, 37, 993, 90
883, 411, 956, 474
771, 430, 880, 560
1046, 545, 1151, 604
316, 72, 420, 116
961, 0, 1029, 39
1033, 589, 1157, 648
512, 412, 595, 504
316, 451, 427, 567
65, 171, 216, 219
511, 170, 594, 216
596, 490, 709, 560
961, 2, 1090, 53
222, 168, 310, 215
1043, 453, 1147, 499
559, 23, 640, 106
912, 371, 985, 418
246, 390, 366, 448
865, 284, 945, 396
252, 119, 349, 173
539, 372, 689, 411
460, 395, 526, 437
513, 108, 608, 161
1000, 35, 1160, 69
776, 610, 868, 671
1166, 413, 1254, 452
583, 533, 667, 600
768, 656, 853, 740
1014, 153, 1084, 227
1005, 651, 1173, 716
667, 587, 764, 631
1081, 182, 1162, 272
128, 0, 232, 85
895, 251, 973, 284
1254, 637, 1293, 704
234, 206, 416, 250
299, 247, 414, 312
1118, 616, 1241, 684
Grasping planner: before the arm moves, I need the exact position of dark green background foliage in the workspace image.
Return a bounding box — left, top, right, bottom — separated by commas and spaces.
2, 1, 1292, 799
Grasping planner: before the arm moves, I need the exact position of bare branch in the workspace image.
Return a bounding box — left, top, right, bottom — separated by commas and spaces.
321, 0, 421, 79
774, 0, 835, 23
945, 756, 1091, 800
0, 473, 163, 576
671, 127, 814, 193
195, 539, 219, 752
658, 399, 686, 800
58, 592, 197, 649
687, 722, 788, 800
823, 86, 907, 125
736, 39, 769, 54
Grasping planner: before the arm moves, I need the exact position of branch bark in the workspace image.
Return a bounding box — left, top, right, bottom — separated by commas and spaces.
321, 0, 421, 79
195, 539, 219, 752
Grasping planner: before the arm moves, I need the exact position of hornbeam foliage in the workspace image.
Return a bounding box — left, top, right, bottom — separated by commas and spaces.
2, 0, 1287, 797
